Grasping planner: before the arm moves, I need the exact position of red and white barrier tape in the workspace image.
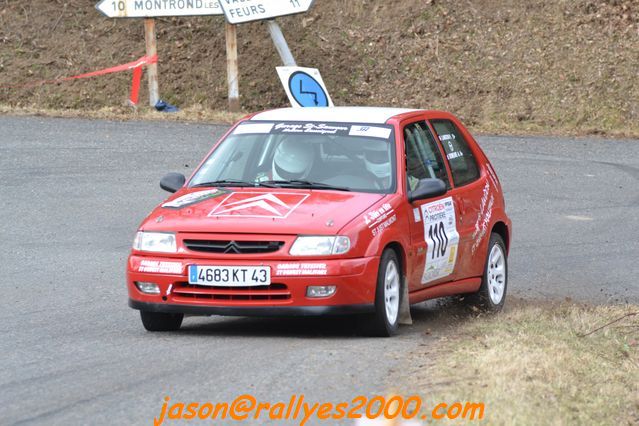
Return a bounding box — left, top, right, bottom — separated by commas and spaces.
0, 54, 158, 106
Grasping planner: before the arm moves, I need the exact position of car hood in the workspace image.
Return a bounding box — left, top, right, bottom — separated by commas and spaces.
141, 187, 385, 235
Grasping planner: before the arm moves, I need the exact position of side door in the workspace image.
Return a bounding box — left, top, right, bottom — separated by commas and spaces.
403, 121, 461, 291
428, 118, 488, 279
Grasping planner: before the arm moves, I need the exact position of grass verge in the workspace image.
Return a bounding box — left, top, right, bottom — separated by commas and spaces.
399, 301, 639, 425
0, 104, 244, 125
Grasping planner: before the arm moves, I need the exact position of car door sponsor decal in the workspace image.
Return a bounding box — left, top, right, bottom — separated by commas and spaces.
421, 197, 459, 284
208, 192, 309, 219
162, 188, 230, 209
471, 181, 495, 254
363, 203, 397, 236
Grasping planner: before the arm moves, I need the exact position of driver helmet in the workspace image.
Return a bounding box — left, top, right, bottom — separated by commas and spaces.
272, 138, 315, 180
363, 141, 391, 179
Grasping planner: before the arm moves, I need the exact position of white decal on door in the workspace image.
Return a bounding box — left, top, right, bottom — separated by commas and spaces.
421, 197, 459, 284
471, 181, 495, 254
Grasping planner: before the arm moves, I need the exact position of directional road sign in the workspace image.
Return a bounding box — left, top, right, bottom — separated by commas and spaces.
276, 67, 334, 108
96, 0, 223, 18
219, 0, 315, 24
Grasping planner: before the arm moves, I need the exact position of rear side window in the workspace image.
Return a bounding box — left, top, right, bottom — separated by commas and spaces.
403, 121, 450, 191
431, 120, 480, 187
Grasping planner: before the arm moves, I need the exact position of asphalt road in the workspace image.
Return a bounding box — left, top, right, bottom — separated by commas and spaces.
1, 116, 637, 425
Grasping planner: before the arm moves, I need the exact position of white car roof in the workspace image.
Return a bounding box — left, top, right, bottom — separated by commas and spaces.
250, 107, 418, 124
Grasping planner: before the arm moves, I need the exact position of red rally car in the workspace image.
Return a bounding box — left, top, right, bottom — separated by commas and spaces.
128, 107, 511, 336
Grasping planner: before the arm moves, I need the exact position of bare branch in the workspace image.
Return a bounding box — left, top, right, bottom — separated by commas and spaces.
578, 312, 639, 337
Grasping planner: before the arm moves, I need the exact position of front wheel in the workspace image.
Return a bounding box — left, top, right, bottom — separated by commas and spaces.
466, 233, 508, 311
140, 311, 183, 332
359, 250, 402, 337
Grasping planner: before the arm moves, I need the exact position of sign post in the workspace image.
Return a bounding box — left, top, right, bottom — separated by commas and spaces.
225, 23, 240, 112
218, 0, 321, 108
96, 0, 322, 111
266, 21, 296, 67
218, 0, 315, 65
144, 19, 159, 107
95, 0, 223, 108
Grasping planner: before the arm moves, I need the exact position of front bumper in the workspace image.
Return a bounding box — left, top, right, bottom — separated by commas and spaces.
127, 255, 380, 316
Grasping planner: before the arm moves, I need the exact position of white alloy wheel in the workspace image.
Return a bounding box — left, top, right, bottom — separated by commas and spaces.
487, 244, 506, 305
464, 233, 508, 312
384, 259, 400, 325
361, 249, 402, 337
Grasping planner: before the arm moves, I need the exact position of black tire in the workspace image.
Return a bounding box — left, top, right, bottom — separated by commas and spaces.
359, 250, 402, 337
140, 311, 183, 332
465, 233, 508, 312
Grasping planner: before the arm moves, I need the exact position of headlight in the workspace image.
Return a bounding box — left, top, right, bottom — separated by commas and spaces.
133, 232, 177, 253
289, 236, 351, 256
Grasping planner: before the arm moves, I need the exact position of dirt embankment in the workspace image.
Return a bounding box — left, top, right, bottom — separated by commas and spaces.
0, 0, 637, 135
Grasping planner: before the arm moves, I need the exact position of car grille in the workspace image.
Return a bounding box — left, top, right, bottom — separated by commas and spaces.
171, 283, 291, 302
183, 239, 284, 254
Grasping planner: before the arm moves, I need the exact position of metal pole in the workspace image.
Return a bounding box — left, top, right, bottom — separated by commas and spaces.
144, 18, 160, 107
266, 20, 297, 67
225, 23, 240, 112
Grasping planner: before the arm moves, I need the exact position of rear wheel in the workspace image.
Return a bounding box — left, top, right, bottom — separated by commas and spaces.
360, 249, 401, 337
140, 311, 183, 332
466, 233, 508, 311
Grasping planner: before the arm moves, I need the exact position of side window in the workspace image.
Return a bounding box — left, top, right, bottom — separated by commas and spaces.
403, 122, 450, 191
431, 120, 480, 187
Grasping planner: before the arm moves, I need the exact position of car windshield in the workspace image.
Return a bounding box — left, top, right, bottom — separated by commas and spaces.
190, 121, 396, 193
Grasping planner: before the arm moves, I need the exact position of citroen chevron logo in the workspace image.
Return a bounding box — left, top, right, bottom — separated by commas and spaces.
224, 241, 241, 254
209, 192, 309, 219
216, 194, 290, 216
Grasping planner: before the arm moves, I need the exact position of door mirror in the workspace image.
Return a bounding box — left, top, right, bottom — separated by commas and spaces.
408, 178, 447, 203
160, 173, 186, 193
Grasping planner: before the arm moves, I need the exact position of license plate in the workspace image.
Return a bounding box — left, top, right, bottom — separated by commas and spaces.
188, 265, 271, 287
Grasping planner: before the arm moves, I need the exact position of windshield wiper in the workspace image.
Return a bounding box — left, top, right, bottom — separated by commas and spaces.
191, 179, 277, 188
261, 180, 351, 192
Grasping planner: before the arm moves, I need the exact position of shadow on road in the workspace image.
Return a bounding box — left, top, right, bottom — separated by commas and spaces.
178, 315, 364, 338
166, 296, 509, 339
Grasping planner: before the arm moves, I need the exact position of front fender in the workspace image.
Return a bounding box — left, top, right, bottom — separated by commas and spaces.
339, 195, 410, 260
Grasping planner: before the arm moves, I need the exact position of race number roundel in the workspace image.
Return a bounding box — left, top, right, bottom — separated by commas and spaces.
420, 197, 460, 284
